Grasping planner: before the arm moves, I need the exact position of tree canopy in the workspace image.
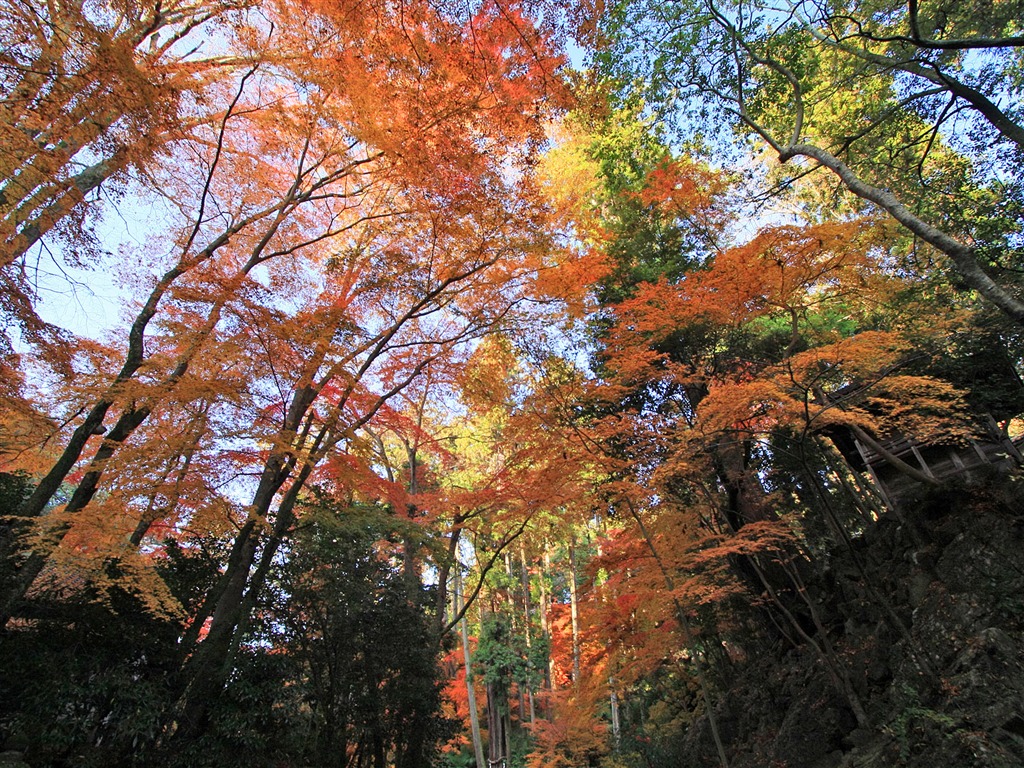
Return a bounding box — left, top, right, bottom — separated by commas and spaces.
2, 1, 1024, 767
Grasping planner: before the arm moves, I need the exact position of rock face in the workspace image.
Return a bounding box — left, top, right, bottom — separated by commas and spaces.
680, 474, 1024, 768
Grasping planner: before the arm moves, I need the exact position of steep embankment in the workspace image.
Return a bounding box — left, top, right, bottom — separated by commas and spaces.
683, 472, 1024, 767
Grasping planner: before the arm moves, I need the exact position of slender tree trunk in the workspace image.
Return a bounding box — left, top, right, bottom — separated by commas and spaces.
751, 554, 870, 728
504, 705, 512, 768
568, 537, 580, 684
610, 678, 621, 751
456, 570, 486, 768
520, 546, 537, 724
486, 681, 506, 767
540, 544, 554, 691
168, 449, 308, 740
0, 218, 295, 626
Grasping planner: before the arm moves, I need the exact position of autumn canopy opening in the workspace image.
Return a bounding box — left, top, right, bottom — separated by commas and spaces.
2, 0, 1024, 766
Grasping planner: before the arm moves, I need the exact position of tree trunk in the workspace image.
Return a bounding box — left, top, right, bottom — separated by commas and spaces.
540, 544, 554, 691
777, 141, 1024, 325
520, 546, 536, 723
169, 452, 311, 740
568, 537, 581, 684
456, 570, 486, 768
486, 681, 507, 767
610, 678, 621, 750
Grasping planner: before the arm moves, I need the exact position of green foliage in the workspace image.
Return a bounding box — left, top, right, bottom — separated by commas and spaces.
475, 614, 546, 695
0, 471, 33, 593
564, 101, 726, 304
886, 684, 960, 763
0, 578, 184, 766
0, 492, 457, 768
259, 495, 457, 768
439, 746, 479, 768
911, 315, 1024, 420
607, 668, 703, 768
0, 471, 31, 516
170, 649, 307, 768
597, 0, 1024, 319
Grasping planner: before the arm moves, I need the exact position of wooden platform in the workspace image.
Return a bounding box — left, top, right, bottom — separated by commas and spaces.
851, 423, 1023, 508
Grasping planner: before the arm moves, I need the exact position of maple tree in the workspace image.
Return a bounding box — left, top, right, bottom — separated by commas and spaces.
0, 0, 268, 369
0, 0, 599, 756
402, 329, 610, 766
509, 95, 1021, 764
